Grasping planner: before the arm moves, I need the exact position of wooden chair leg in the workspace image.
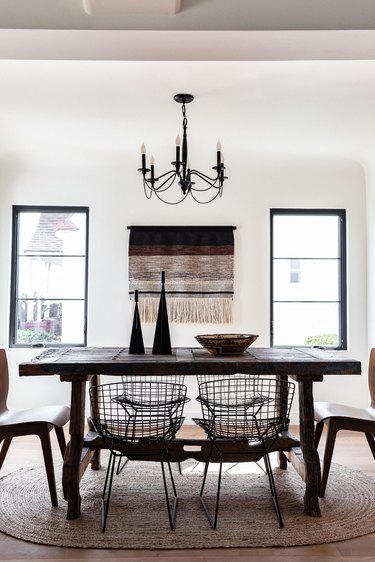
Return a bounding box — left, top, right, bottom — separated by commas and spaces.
0, 437, 13, 470
319, 420, 339, 498
365, 432, 375, 459
55, 426, 67, 458
38, 426, 58, 507
314, 420, 324, 449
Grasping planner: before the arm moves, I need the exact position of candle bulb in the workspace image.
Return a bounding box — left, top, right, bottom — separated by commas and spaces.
175, 134, 181, 170
140, 143, 146, 174
216, 139, 222, 170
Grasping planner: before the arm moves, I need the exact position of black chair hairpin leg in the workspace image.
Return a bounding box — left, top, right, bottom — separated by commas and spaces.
116, 454, 129, 475
261, 440, 284, 528
199, 441, 224, 530
199, 440, 214, 498
160, 448, 178, 530
101, 450, 119, 532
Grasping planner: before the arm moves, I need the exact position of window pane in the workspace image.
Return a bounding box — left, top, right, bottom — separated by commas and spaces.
18, 256, 86, 299
18, 212, 87, 256
16, 299, 85, 345
273, 302, 340, 347
273, 258, 339, 301
273, 215, 340, 258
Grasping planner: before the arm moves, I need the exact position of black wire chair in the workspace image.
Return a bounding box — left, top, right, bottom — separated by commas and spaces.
117, 375, 186, 475
193, 375, 295, 529
89, 380, 189, 532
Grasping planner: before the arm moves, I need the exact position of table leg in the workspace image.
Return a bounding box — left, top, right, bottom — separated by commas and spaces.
88, 374, 101, 471
298, 379, 321, 517
62, 379, 86, 520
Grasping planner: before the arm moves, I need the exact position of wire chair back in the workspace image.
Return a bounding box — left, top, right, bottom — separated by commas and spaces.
90, 381, 189, 445
197, 376, 295, 442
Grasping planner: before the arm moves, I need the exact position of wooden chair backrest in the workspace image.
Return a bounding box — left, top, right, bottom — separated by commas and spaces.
0, 349, 9, 413
369, 348, 375, 408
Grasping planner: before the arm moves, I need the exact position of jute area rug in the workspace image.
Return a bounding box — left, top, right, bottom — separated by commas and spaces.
0, 459, 374, 550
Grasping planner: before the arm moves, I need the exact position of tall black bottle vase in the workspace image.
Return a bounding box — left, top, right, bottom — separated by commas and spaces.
129, 289, 145, 354
152, 271, 172, 355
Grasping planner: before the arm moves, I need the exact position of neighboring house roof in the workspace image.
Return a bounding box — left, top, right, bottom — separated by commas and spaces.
25, 213, 78, 254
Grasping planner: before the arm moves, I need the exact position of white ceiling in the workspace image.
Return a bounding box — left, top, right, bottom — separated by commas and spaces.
2, 0, 375, 30
1, 1, 375, 164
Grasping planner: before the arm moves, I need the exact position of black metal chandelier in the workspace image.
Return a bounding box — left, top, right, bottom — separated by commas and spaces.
138, 94, 227, 204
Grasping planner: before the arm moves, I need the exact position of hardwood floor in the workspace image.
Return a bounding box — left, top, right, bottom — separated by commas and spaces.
0, 425, 374, 562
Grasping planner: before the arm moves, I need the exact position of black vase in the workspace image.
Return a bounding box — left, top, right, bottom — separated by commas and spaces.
152, 271, 172, 355
129, 290, 145, 354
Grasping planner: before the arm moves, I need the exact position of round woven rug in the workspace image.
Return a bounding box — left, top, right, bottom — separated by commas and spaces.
0, 460, 374, 549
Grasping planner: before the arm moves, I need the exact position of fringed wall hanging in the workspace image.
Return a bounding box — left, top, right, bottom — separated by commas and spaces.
128, 225, 235, 324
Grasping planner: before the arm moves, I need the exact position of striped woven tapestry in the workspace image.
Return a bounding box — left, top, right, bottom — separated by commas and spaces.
128, 226, 235, 324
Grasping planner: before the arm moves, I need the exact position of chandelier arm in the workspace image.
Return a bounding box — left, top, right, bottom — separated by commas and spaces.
143, 177, 153, 199
153, 174, 179, 193
153, 169, 179, 182
190, 169, 222, 183
144, 171, 177, 192
189, 170, 223, 190
190, 187, 223, 204
153, 189, 189, 205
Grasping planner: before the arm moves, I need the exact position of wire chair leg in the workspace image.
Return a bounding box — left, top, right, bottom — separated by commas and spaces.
166, 453, 178, 498
116, 453, 130, 475
199, 443, 223, 530
101, 450, 118, 532
160, 450, 178, 530
262, 447, 284, 528
199, 440, 214, 497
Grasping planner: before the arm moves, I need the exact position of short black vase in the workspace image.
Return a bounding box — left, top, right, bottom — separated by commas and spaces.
129, 289, 145, 354
152, 271, 172, 355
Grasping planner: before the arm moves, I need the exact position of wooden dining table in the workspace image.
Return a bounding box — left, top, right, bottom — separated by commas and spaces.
19, 346, 361, 520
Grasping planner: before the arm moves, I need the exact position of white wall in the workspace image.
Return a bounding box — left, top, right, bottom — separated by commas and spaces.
0, 148, 368, 423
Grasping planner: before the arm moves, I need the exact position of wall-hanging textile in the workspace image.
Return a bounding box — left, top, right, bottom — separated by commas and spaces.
128, 226, 235, 324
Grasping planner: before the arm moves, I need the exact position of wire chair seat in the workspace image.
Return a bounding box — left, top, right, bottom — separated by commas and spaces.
194, 415, 288, 441
194, 375, 295, 529
90, 381, 189, 532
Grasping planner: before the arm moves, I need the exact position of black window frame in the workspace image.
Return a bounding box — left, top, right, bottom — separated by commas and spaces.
9, 205, 89, 348
270, 208, 347, 350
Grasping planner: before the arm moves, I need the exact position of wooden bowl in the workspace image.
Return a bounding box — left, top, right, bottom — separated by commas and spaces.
195, 333, 258, 355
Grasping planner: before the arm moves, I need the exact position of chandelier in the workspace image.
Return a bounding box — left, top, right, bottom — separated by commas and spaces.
138, 94, 227, 204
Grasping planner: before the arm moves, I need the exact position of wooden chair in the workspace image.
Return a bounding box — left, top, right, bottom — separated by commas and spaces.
0, 348, 70, 506
314, 348, 375, 497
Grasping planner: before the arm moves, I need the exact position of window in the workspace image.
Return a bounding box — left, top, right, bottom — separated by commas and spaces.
270, 209, 347, 349
10, 206, 89, 347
